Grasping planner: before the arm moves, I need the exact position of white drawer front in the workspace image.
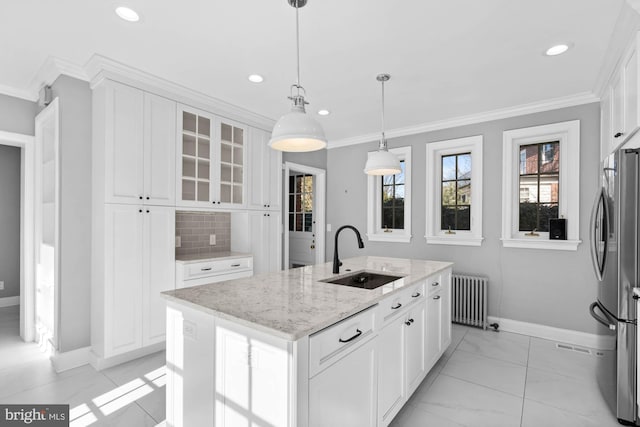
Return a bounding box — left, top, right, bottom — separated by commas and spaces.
379, 282, 424, 322
184, 257, 253, 280
309, 306, 376, 378
426, 273, 442, 296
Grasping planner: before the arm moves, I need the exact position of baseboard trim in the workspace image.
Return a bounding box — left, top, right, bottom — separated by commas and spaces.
487, 316, 616, 350
89, 342, 165, 371
51, 346, 91, 373
0, 296, 20, 308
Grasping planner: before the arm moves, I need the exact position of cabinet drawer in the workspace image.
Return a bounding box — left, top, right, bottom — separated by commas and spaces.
379, 282, 425, 322
183, 257, 253, 280
309, 306, 376, 378
426, 274, 442, 296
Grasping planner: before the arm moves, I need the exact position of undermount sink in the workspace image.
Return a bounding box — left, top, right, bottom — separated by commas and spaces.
321, 270, 403, 290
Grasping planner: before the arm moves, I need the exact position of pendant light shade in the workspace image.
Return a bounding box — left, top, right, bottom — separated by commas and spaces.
364, 74, 401, 176
270, 0, 327, 152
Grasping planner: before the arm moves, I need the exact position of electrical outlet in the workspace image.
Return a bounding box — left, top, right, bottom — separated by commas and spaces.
175, 236, 181, 248
183, 320, 197, 339
210, 234, 216, 245
0, 281, 3, 290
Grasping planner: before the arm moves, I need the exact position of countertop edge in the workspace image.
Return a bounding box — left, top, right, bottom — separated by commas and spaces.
175, 252, 253, 264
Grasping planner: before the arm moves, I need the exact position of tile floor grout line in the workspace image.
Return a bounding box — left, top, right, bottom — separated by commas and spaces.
98, 368, 162, 423
520, 336, 532, 427
451, 346, 529, 367
437, 371, 525, 399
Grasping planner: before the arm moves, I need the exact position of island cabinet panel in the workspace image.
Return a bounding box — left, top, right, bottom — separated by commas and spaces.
378, 315, 406, 425
425, 287, 443, 371
309, 337, 378, 427
405, 301, 427, 396
440, 269, 452, 350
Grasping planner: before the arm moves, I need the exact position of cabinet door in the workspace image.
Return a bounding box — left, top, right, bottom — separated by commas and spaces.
405, 303, 426, 396
142, 206, 175, 346
265, 212, 282, 273
309, 338, 377, 427
104, 204, 144, 357
378, 316, 405, 425
217, 119, 247, 208
440, 269, 452, 350
177, 105, 214, 206
601, 89, 612, 160
425, 291, 442, 371
624, 46, 639, 139
105, 82, 144, 204
248, 128, 268, 210
144, 94, 176, 205
265, 142, 282, 210
612, 71, 625, 148
248, 211, 267, 274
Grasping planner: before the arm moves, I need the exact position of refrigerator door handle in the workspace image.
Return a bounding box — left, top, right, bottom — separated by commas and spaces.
589, 187, 609, 281
589, 302, 617, 330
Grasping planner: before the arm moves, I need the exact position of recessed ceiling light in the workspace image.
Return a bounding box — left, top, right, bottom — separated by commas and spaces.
115, 6, 140, 22
545, 44, 570, 56
317, 109, 330, 116
248, 74, 264, 83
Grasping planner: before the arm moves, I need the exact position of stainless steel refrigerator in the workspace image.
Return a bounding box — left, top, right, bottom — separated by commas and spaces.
590, 148, 639, 425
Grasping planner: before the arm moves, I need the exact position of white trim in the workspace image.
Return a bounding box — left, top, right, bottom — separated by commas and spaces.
0, 84, 36, 102
0, 296, 20, 308
0, 131, 35, 343
283, 162, 326, 268
51, 346, 91, 373
501, 120, 581, 250
28, 56, 88, 97
487, 316, 616, 350
367, 146, 412, 243
328, 92, 598, 149
89, 343, 165, 371
425, 135, 484, 246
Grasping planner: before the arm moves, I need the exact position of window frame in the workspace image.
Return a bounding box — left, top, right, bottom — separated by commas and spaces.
501, 120, 581, 251
367, 146, 412, 243
425, 135, 484, 246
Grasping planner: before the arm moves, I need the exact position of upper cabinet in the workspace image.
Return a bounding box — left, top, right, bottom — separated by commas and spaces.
177, 105, 247, 209
602, 32, 640, 157
248, 127, 282, 211
95, 80, 176, 206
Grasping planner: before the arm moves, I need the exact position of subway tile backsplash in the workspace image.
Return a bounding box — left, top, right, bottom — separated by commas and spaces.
175, 211, 231, 256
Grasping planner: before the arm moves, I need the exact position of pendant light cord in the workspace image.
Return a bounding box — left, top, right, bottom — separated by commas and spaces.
295, 0, 301, 97
380, 78, 386, 151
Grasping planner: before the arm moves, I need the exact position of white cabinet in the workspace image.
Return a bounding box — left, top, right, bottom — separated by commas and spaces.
248, 127, 282, 211
175, 256, 253, 289
405, 302, 426, 396
425, 289, 443, 371
601, 89, 612, 161
440, 269, 452, 350
309, 337, 377, 427
378, 315, 405, 425
248, 211, 282, 274
98, 80, 176, 206
101, 204, 175, 358
177, 105, 247, 209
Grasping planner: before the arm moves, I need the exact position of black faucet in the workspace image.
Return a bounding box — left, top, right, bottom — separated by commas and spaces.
333, 225, 365, 274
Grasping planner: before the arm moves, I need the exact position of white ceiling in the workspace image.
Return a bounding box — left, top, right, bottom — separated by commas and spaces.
0, 0, 624, 143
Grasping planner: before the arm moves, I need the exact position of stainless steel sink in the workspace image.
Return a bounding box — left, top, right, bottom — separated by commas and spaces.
321, 270, 403, 290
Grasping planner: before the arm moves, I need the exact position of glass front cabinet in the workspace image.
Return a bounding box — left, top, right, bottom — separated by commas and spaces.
177, 105, 246, 208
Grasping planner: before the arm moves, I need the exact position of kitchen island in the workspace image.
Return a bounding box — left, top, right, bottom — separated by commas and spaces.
162, 256, 452, 427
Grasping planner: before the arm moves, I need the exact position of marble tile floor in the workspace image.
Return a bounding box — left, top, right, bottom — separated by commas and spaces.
0, 305, 623, 427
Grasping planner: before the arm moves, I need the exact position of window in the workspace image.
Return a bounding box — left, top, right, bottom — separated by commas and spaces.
501, 120, 580, 250
367, 146, 412, 242
426, 136, 483, 246
288, 174, 313, 232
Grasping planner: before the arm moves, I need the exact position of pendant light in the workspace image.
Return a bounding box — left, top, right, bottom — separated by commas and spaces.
364, 74, 401, 175
270, 0, 327, 152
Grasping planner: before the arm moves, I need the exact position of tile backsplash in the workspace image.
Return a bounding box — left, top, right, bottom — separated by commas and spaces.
175, 211, 231, 256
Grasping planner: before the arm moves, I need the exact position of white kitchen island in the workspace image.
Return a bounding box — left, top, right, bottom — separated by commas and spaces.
162, 256, 452, 427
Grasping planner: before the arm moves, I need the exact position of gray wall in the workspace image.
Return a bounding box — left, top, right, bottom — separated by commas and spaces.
0, 145, 21, 298
0, 93, 38, 135
327, 103, 602, 335
283, 149, 327, 170
49, 76, 93, 352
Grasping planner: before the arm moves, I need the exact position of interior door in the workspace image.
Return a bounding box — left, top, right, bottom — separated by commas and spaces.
288, 173, 315, 267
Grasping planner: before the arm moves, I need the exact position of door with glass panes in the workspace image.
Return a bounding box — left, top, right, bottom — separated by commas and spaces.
288, 173, 315, 267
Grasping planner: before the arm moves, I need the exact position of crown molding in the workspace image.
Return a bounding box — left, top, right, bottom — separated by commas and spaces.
593, 1, 640, 97
328, 91, 599, 149
0, 84, 36, 102
85, 54, 275, 131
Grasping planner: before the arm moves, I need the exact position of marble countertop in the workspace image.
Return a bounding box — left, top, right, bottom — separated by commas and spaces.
175, 252, 253, 264
162, 256, 452, 341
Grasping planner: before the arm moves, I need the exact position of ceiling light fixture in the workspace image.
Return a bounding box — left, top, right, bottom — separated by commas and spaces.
248, 74, 264, 83
115, 6, 140, 22
545, 44, 570, 56
317, 109, 330, 116
269, 0, 327, 152
364, 74, 401, 176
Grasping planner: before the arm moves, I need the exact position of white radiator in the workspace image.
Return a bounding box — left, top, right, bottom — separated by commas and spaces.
451, 274, 488, 330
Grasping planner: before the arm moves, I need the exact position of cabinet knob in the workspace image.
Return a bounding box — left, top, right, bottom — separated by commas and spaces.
614, 132, 623, 138
146, 209, 150, 213
146, 196, 150, 200
139, 196, 143, 200
433, 295, 441, 300
432, 282, 439, 287
217, 201, 221, 204
405, 318, 414, 326
139, 209, 142, 213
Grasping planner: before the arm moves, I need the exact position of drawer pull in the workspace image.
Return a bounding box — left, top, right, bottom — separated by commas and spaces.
614, 132, 623, 138
201, 267, 212, 271
433, 295, 441, 300
339, 329, 362, 343
432, 282, 439, 287
391, 303, 402, 310
405, 318, 414, 326
411, 292, 421, 298
230, 263, 241, 267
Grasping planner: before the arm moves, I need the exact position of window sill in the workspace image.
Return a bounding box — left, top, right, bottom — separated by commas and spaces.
501, 238, 581, 251
425, 235, 484, 247
367, 233, 412, 243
